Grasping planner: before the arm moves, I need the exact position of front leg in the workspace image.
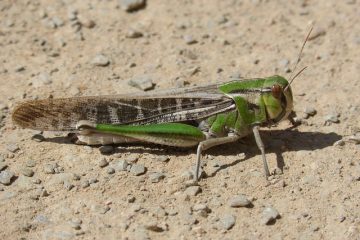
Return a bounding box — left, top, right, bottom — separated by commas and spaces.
195, 134, 240, 182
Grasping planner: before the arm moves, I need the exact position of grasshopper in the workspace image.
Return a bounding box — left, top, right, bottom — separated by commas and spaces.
12, 29, 312, 182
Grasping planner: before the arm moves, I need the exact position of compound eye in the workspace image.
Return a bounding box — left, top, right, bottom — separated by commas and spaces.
271, 84, 282, 99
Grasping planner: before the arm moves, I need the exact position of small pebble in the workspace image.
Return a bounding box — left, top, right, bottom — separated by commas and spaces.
192, 204, 211, 217
21, 167, 34, 177
14, 65, 25, 72
126, 29, 143, 38
64, 181, 74, 191
98, 158, 109, 168
183, 35, 197, 44
220, 214, 236, 230
128, 75, 155, 91
261, 207, 280, 225
0, 170, 14, 185
31, 134, 45, 142
81, 180, 90, 188
130, 164, 146, 176
125, 155, 139, 163
228, 194, 252, 207
6, 143, 19, 153
69, 218, 82, 230
25, 160, 36, 168
184, 186, 201, 196
107, 167, 115, 174
111, 159, 128, 171
155, 155, 169, 162
99, 145, 114, 154
119, 0, 146, 12
80, 18, 95, 28
309, 27, 326, 40
0, 162, 7, 171
304, 107, 317, 117
43, 163, 57, 174
52, 16, 64, 27
149, 172, 165, 183
91, 54, 110, 67
144, 222, 165, 232
325, 113, 340, 124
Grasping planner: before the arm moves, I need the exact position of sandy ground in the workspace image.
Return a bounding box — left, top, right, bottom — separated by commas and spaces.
0, 0, 360, 239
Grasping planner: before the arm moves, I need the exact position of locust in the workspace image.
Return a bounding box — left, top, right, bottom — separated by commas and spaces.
12, 29, 312, 182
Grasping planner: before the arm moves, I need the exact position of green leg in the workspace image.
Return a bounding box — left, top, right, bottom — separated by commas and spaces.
195, 134, 240, 182
252, 126, 270, 178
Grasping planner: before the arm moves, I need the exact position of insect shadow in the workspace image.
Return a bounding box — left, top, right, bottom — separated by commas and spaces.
45, 129, 341, 177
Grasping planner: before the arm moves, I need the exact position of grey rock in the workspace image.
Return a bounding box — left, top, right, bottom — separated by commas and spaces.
183, 35, 197, 44
261, 207, 280, 225
80, 18, 95, 28
43, 163, 57, 174
144, 222, 166, 232
98, 158, 108, 168
107, 167, 115, 174
32, 72, 52, 87
14, 65, 25, 72
309, 27, 326, 40
6, 143, 19, 153
67, 9, 78, 21
119, 0, 146, 12
25, 159, 36, 168
184, 186, 201, 196
220, 214, 236, 230
325, 113, 340, 124
99, 145, 114, 154
155, 155, 169, 162
69, 218, 82, 230
91, 54, 110, 67
64, 181, 74, 191
304, 106, 317, 116
31, 134, 45, 142
149, 172, 166, 183
0, 162, 7, 171
52, 17, 64, 27
21, 167, 34, 177
81, 180, 90, 188
130, 164, 146, 176
128, 75, 155, 91
0, 155, 4, 162
16, 175, 35, 190
111, 159, 128, 171
125, 155, 139, 163
192, 204, 211, 217
126, 29, 143, 38
0, 170, 14, 185
228, 194, 252, 207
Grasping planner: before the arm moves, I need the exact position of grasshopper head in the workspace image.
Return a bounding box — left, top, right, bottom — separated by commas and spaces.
262, 75, 294, 125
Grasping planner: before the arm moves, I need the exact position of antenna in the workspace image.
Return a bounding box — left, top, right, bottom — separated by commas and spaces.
284, 26, 313, 91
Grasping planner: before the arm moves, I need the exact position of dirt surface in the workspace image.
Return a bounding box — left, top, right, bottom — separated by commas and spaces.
1, 0, 359, 239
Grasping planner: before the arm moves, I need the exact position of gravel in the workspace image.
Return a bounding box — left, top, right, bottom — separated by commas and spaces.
111, 159, 129, 171
184, 185, 201, 196
220, 214, 236, 230
99, 145, 114, 154
183, 35, 197, 44
31, 134, 45, 142
0, 170, 14, 185
0, 162, 7, 171
261, 207, 280, 225
107, 167, 115, 174
119, 0, 146, 12
91, 54, 110, 67
128, 75, 155, 91
20, 167, 34, 177
98, 158, 109, 168
126, 29, 143, 38
228, 194, 252, 207
6, 143, 19, 153
324, 113, 340, 124
154, 155, 170, 162
25, 160, 36, 168
130, 164, 146, 176
149, 172, 166, 183
43, 163, 57, 174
